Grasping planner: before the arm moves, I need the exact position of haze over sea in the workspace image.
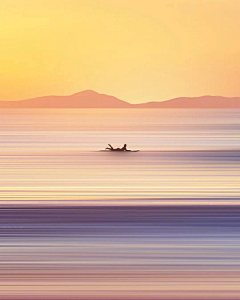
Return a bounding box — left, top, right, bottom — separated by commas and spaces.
1, 108, 240, 299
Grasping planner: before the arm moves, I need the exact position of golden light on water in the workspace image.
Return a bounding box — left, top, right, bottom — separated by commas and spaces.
1, 0, 240, 296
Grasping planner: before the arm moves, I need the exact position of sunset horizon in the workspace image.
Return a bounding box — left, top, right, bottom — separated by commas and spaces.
1, 0, 240, 103
1, 1, 240, 300
1, 89, 240, 108
3, 88, 240, 102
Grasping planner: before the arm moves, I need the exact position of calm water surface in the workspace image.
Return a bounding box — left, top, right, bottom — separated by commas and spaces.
1, 109, 240, 299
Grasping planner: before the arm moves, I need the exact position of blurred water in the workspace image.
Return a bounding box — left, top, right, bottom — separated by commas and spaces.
1, 109, 240, 299
1, 108, 240, 153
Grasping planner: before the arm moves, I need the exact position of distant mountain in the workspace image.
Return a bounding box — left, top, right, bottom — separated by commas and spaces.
1, 91, 240, 108
0, 90, 132, 108
135, 96, 240, 108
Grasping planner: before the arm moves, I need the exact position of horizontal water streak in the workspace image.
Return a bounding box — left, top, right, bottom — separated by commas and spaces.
1, 109, 240, 299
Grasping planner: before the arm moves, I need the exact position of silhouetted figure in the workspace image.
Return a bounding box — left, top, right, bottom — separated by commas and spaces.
106, 144, 128, 151
106, 144, 114, 150
121, 144, 127, 151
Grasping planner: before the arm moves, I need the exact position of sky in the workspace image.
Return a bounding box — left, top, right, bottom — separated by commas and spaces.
1, 0, 240, 103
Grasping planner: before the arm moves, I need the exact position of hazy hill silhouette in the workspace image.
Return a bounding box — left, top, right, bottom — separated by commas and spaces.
136, 96, 240, 108
0, 90, 131, 108
1, 91, 240, 108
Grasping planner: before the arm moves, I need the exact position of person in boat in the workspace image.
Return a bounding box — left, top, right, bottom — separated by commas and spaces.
106, 144, 128, 151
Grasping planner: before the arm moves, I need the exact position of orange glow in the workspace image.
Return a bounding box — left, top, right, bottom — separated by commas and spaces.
1, 0, 240, 103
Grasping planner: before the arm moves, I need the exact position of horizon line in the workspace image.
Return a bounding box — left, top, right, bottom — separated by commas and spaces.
1, 89, 240, 105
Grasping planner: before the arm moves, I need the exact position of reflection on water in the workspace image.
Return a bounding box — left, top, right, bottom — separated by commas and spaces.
1, 151, 240, 205
1, 206, 240, 299
1, 108, 240, 152
1, 109, 240, 299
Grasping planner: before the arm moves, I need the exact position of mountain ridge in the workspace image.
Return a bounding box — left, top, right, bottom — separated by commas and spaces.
1, 90, 240, 108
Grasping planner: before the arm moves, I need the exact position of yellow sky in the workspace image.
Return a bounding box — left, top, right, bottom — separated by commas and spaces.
1, 0, 240, 103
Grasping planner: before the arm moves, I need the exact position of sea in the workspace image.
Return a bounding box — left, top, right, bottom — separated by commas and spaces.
1, 108, 240, 299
